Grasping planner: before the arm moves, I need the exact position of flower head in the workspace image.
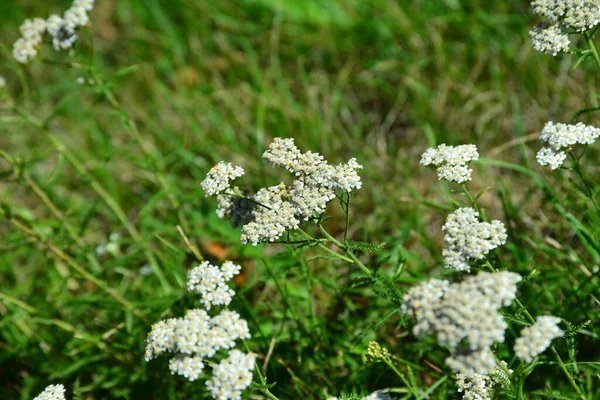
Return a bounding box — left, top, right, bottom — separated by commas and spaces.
13, 0, 95, 63
201, 162, 245, 196
240, 183, 300, 245
187, 261, 242, 310
420, 144, 479, 183
529, 1, 600, 55
402, 271, 522, 374
206, 350, 256, 400
442, 207, 507, 271
536, 121, 600, 169
366, 341, 390, 362
529, 24, 570, 55
514, 316, 563, 362
33, 385, 66, 400
205, 138, 361, 245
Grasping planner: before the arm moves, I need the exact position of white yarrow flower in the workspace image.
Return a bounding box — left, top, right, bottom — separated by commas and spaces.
169, 355, 205, 381
187, 261, 241, 309
536, 121, 600, 168
33, 384, 66, 400
402, 271, 522, 374
529, 24, 570, 55
420, 144, 479, 183
536, 147, 567, 169
442, 207, 507, 271
206, 137, 362, 245
206, 350, 256, 400
12, 0, 95, 63
514, 316, 564, 362
201, 162, 245, 196
455, 361, 512, 400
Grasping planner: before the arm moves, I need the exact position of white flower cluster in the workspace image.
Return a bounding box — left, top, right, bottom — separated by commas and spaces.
514, 316, 564, 362
239, 183, 300, 245
0, 76, 5, 89
203, 138, 362, 245
201, 162, 245, 196
33, 385, 66, 400
187, 261, 242, 310
529, 24, 570, 56
145, 260, 254, 399
420, 144, 479, 183
206, 350, 257, 400
13, 0, 95, 63
401, 271, 522, 374
455, 361, 513, 400
529, 1, 600, 55
442, 208, 507, 271
536, 121, 600, 169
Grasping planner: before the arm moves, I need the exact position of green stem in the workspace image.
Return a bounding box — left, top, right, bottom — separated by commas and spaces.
461, 184, 480, 214
584, 32, 600, 72
383, 358, 419, 397
342, 192, 351, 242
550, 346, 588, 400
297, 228, 354, 264
569, 153, 600, 214
317, 225, 372, 276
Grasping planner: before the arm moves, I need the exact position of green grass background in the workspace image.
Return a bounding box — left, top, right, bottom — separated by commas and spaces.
0, 0, 599, 399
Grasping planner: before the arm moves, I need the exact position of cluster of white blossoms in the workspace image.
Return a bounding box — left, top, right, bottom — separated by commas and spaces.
0, 76, 5, 89
145, 260, 254, 399
33, 385, 66, 400
420, 144, 479, 183
536, 121, 600, 169
514, 316, 564, 362
12, 0, 94, 63
201, 138, 362, 245
401, 271, 522, 374
206, 350, 257, 400
455, 361, 512, 400
145, 309, 251, 380
529, 0, 600, 55
187, 261, 242, 310
201, 162, 245, 196
529, 24, 570, 56
442, 208, 507, 271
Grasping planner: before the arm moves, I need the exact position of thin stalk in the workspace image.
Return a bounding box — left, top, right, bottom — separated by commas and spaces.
297, 228, 354, 264
383, 358, 419, 397
569, 153, 600, 214
461, 184, 480, 213
318, 225, 372, 276
584, 32, 600, 71
342, 192, 351, 241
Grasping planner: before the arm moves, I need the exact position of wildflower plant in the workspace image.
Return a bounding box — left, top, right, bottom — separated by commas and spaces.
202, 137, 363, 246
145, 261, 256, 398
